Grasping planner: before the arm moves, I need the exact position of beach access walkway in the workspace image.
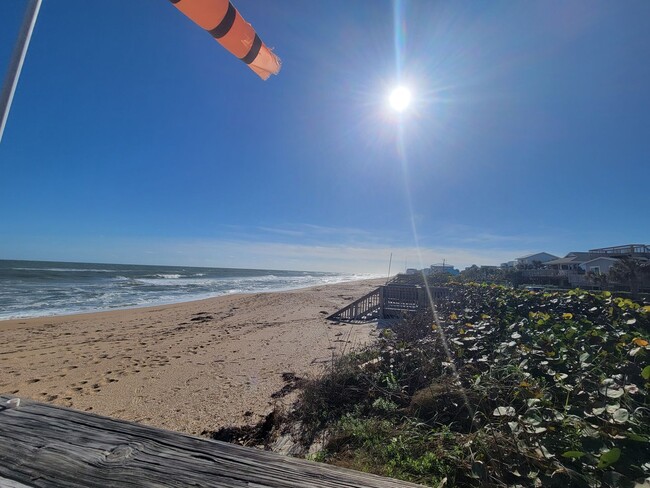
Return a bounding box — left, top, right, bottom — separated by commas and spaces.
327, 278, 449, 322
0, 395, 420, 487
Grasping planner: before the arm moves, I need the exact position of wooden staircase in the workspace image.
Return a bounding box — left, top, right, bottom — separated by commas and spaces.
327, 287, 383, 322
327, 283, 450, 323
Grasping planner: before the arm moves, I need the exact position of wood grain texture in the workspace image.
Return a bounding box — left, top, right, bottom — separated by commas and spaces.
0, 396, 421, 487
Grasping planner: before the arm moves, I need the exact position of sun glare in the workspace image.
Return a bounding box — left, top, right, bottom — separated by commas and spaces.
389, 86, 412, 112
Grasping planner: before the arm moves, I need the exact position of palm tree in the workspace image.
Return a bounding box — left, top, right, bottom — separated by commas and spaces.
608, 258, 649, 296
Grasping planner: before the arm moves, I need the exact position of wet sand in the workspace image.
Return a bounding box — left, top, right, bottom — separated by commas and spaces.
0, 279, 383, 435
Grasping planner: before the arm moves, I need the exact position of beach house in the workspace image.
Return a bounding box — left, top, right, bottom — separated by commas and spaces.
515, 252, 559, 267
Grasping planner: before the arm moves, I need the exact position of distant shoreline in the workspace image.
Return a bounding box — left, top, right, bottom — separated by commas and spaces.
0, 276, 379, 323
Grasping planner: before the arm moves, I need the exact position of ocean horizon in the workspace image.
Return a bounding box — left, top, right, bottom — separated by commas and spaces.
0, 259, 379, 320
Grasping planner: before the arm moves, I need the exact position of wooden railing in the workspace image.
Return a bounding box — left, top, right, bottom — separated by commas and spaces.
0, 395, 420, 487
328, 285, 449, 322
327, 287, 382, 322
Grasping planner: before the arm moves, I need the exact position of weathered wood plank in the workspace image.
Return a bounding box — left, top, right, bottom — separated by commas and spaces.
0, 477, 34, 488
0, 396, 421, 487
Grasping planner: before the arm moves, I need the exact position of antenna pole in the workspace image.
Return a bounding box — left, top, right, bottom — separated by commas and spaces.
386, 252, 393, 284
0, 0, 42, 143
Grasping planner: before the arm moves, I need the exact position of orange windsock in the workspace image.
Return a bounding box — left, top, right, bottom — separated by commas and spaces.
170, 0, 281, 80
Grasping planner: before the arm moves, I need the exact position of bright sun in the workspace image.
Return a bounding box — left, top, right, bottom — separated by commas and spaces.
389, 86, 412, 112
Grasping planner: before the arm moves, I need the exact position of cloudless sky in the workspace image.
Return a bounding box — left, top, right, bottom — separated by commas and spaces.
1, 0, 649, 273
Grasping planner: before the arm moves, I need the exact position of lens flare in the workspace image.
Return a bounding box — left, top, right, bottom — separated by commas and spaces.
389, 86, 412, 112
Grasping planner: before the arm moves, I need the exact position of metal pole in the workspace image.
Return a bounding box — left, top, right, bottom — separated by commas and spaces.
0, 0, 42, 143
386, 252, 392, 284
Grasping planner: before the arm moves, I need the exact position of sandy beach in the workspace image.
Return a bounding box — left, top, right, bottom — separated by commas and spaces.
0, 278, 383, 435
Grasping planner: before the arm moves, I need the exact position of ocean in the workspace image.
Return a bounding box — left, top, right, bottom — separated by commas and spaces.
0, 260, 377, 320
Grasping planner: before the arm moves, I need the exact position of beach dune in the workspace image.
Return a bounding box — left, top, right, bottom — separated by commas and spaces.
0, 279, 383, 435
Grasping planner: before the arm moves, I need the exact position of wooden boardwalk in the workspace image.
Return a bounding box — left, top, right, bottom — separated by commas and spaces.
328, 283, 449, 322
0, 395, 421, 487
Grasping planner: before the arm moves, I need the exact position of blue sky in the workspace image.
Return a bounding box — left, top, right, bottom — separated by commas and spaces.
1, 1, 648, 273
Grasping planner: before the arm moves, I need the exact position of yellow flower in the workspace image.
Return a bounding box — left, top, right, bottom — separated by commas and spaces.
449, 313, 458, 320
562, 313, 573, 320
632, 338, 649, 347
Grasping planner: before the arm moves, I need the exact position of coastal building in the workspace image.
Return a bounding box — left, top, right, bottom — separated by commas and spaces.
588, 244, 650, 259
544, 252, 611, 272
429, 263, 460, 276
516, 252, 559, 267
523, 244, 649, 288
405, 263, 460, 276
581, 257, 620, 275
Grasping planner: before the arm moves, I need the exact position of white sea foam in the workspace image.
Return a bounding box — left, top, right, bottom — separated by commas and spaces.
0, 260, 382, 320
11, 267, 117, 273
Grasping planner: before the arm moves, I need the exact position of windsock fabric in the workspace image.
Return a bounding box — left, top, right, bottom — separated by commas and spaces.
169, 0, 281, 80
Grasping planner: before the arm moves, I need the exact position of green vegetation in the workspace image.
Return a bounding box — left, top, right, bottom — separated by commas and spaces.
295, 284, 650, 487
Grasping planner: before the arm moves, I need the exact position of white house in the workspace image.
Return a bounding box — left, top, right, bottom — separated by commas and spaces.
516, 252, 559, 266
545, 252, 610, 271
581, 257, 620, 275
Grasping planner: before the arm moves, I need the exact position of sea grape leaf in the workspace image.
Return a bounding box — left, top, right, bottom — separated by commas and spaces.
562, 450, 585, 459
626, 432, 648, 442
642, 366, 650, 380
597, 448, 621, 469
508, 421, 520, 434
606, 403, 621, 414
611, 408, 629, 423
600, 386, 624, 398
493, 406, 516, 417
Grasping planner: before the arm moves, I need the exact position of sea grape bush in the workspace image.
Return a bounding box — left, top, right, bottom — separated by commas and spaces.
430, 284, 650, 487
300, 284, 650, 487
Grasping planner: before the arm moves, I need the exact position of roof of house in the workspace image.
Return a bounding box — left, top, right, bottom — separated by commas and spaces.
545, 252, 612, 266
589, 244, 650, 254
517, 252, 559, 260
583, 257, 620, 265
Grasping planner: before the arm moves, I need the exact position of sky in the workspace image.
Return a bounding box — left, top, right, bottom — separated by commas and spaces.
0, 1, 649, 273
